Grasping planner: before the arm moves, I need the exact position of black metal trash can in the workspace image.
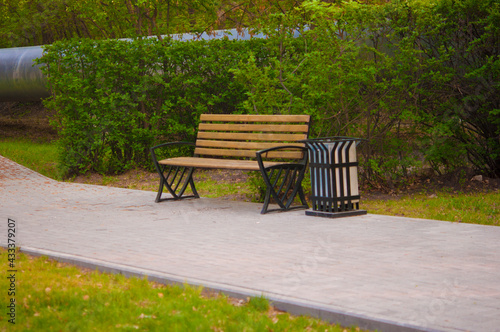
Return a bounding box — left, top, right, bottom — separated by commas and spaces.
303, 137, 367, 218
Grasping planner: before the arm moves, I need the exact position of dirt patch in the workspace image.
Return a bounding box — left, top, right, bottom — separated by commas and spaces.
360, 169, 500, 201
72, 168, 158, 190
0, 101, 58, 142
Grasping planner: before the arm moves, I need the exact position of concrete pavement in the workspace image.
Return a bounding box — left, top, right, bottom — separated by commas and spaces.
1, 155, 499, 332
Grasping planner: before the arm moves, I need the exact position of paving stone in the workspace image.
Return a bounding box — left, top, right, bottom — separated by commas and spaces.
1, 155, 499, 332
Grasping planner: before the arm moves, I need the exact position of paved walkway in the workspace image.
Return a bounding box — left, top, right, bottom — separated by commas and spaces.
1, 155, 499, 332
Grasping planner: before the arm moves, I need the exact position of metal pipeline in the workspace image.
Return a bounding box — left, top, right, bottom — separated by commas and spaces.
0, 46, 48, 102
0, 28, 300, 102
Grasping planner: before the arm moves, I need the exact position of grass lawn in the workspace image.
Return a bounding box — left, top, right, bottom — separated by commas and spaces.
0, 249, 362, 331
363, 191, 499, 226
0, 138, 61, 180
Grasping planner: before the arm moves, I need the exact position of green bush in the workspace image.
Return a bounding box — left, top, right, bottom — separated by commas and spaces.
38, 37, 270, 176
38, 0, 499, 181
234, 0, 499, 182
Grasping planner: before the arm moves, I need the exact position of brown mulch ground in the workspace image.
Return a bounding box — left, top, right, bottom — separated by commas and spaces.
0, 101, 58, 141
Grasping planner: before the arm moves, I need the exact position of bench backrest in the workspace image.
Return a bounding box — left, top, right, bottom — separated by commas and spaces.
194, 114, 311, 160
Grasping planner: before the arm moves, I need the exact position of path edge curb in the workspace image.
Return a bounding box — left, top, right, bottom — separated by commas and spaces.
12, 246, 440, 332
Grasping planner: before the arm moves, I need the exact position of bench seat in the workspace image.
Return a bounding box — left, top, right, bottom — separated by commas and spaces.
158, 157, 290, 171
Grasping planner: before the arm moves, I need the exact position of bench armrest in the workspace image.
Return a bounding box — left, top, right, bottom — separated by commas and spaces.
150, 141, 195, 171
151, 141, 195, 152
255, 145, 308, 170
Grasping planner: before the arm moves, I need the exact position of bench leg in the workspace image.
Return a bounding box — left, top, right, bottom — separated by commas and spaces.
259, 164, 309, 214
155, 165, 199, 202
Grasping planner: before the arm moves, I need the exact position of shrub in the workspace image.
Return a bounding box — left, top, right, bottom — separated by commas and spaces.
38, 0, 499, 180
38, 37, 270, 176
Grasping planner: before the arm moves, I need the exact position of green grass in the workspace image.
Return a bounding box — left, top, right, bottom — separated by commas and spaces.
0, 138, 61, 180
363, 192, 500, 226
0, 250, 361, 331
193, 172, 254, 199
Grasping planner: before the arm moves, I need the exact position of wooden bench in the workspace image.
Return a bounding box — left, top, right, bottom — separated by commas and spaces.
150, 114, 311, 214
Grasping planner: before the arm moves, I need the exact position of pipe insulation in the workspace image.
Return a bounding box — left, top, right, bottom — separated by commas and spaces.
0, 28, 301, 102
0, 46, 48, 102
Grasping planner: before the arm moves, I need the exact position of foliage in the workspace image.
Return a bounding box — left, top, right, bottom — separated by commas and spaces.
232, 0, 500, 182
0, 0, 220, 47
20, 0, 500, 181
37, 37, 268, 176
356, 0, 500, 178
0, 0, 308, 48
425, 0, 500, 177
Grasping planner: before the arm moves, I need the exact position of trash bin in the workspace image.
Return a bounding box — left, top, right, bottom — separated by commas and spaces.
302, 137, 367, 218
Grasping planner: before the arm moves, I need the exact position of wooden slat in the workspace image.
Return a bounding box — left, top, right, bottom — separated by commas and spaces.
198, 123, 309, 133
195, 147, 255, 158
200, 114, 311, 123
194, 147, 304, 159
195, 139, 304, 150
158, 157, 287, 171
197, 132, 308, 142
155, 114, 311, 174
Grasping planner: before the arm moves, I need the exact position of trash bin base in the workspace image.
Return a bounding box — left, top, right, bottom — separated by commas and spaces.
305, 209, 367, 219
